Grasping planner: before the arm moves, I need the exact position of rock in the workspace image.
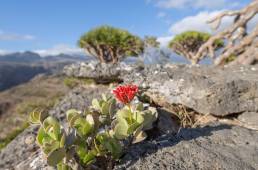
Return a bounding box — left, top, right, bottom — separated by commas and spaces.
115, 122, 258, 170
3, 62, 258, 169
24, 135, 35, 145
63, 61, 143, 83
124, 64, 258, 116
0, 85, 109, 170
157, 108, 179, 134
64, 62, 258, 116
238, 112, 258, 130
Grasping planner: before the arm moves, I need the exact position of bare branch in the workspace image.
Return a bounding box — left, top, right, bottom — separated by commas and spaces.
194, 0, 258, 65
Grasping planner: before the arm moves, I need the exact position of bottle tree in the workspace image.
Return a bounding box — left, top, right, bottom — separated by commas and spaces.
78, 25, 144, 63
168, 31, 223, 64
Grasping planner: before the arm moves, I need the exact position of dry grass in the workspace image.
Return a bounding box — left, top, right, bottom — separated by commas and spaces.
0, 74, 70, 149
63, 77, 95, 88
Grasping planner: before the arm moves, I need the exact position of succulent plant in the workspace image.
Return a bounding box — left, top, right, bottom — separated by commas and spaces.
30, 111, 67, 167
29, 85, 158, 169
114, 103, 157, 143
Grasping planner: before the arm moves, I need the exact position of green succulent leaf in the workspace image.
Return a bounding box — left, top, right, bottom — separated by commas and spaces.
128, 122, 141, 135
86, 114, 95, 126
102, 94, 107, 101
43, 117, 61, 141
109, 98, 116, 116
116, 109, 131, 121
83, 151, 96, 165
76, 145, 88, 160
142, 107, 158, 130
66, 109, 80, 120
36, 127, 47, 146
92, 99, 101, 110
114, 118, 129, 139
57, 163, 72, 170
74, 118, 93, 137
60, 133, 66, 148
101, 102, 110, 115
47, 147, 66, 166
132, 111, 144, 124
29, 110, 48, 124
96, 133, 122, 159
135, 103, 144, 111
43, 140, 60, 155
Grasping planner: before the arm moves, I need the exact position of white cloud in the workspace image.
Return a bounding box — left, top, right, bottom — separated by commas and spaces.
157, 12, 166, 18
156, 0, 238, 9
0, 49, 11, 55
0, 30, 35, 41
169, 10, 234, 35
157, 35, 174, 47
34, 44, 84, 57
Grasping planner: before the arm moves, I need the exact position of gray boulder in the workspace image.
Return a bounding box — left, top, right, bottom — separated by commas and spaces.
64, 62, 258, 116
123, 64, 258, 116
63, 61, 143, 83
238, 112, 258, 130
115, 122, 258, 170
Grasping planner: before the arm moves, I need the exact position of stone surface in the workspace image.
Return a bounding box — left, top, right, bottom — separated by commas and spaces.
238, 112, 258, 130
64, 62, 258, 116
63, 61, 144, 83
0, 85, 109, 170
2, 62, 258, 170
156, 108, 180, 134
115, 122, 258, 170
124, 64, 258, 116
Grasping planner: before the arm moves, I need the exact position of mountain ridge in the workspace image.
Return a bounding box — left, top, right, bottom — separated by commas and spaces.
0, 51, 89, 63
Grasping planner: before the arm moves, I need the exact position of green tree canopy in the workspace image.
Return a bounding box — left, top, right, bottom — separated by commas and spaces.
168, 31, 223, 64
78, 25, 144, 63
144, 36, 160, 48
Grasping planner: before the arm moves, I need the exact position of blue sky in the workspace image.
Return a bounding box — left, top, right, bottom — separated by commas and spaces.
0, 0, 252, 55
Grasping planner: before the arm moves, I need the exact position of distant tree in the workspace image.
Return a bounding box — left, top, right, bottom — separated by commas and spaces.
142, 36, 170, 64
78, 25, 144, 63
168, 31, 223, 64
144, 36, 160, 48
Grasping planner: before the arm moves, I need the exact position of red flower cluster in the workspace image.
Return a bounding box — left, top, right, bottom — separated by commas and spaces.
112, 85, 138, 104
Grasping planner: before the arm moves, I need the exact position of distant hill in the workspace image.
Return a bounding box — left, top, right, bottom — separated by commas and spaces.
0, 51, 92, 91
0, 62, 47, 91
0, 51, 89, 63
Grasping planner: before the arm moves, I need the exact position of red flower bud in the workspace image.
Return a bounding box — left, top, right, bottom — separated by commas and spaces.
112, 85, 138, 104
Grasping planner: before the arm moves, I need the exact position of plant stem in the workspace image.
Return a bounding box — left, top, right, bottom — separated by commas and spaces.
127, 104, 133, 124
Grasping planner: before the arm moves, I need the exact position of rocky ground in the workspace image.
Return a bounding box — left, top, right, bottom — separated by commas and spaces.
0, 75, 69, 142
0, 61, 258, 170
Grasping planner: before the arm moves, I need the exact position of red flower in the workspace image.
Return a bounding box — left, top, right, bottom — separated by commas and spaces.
112, 85, 138, 104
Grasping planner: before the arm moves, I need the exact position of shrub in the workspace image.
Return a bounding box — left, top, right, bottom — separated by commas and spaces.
29, 85, 158, 169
